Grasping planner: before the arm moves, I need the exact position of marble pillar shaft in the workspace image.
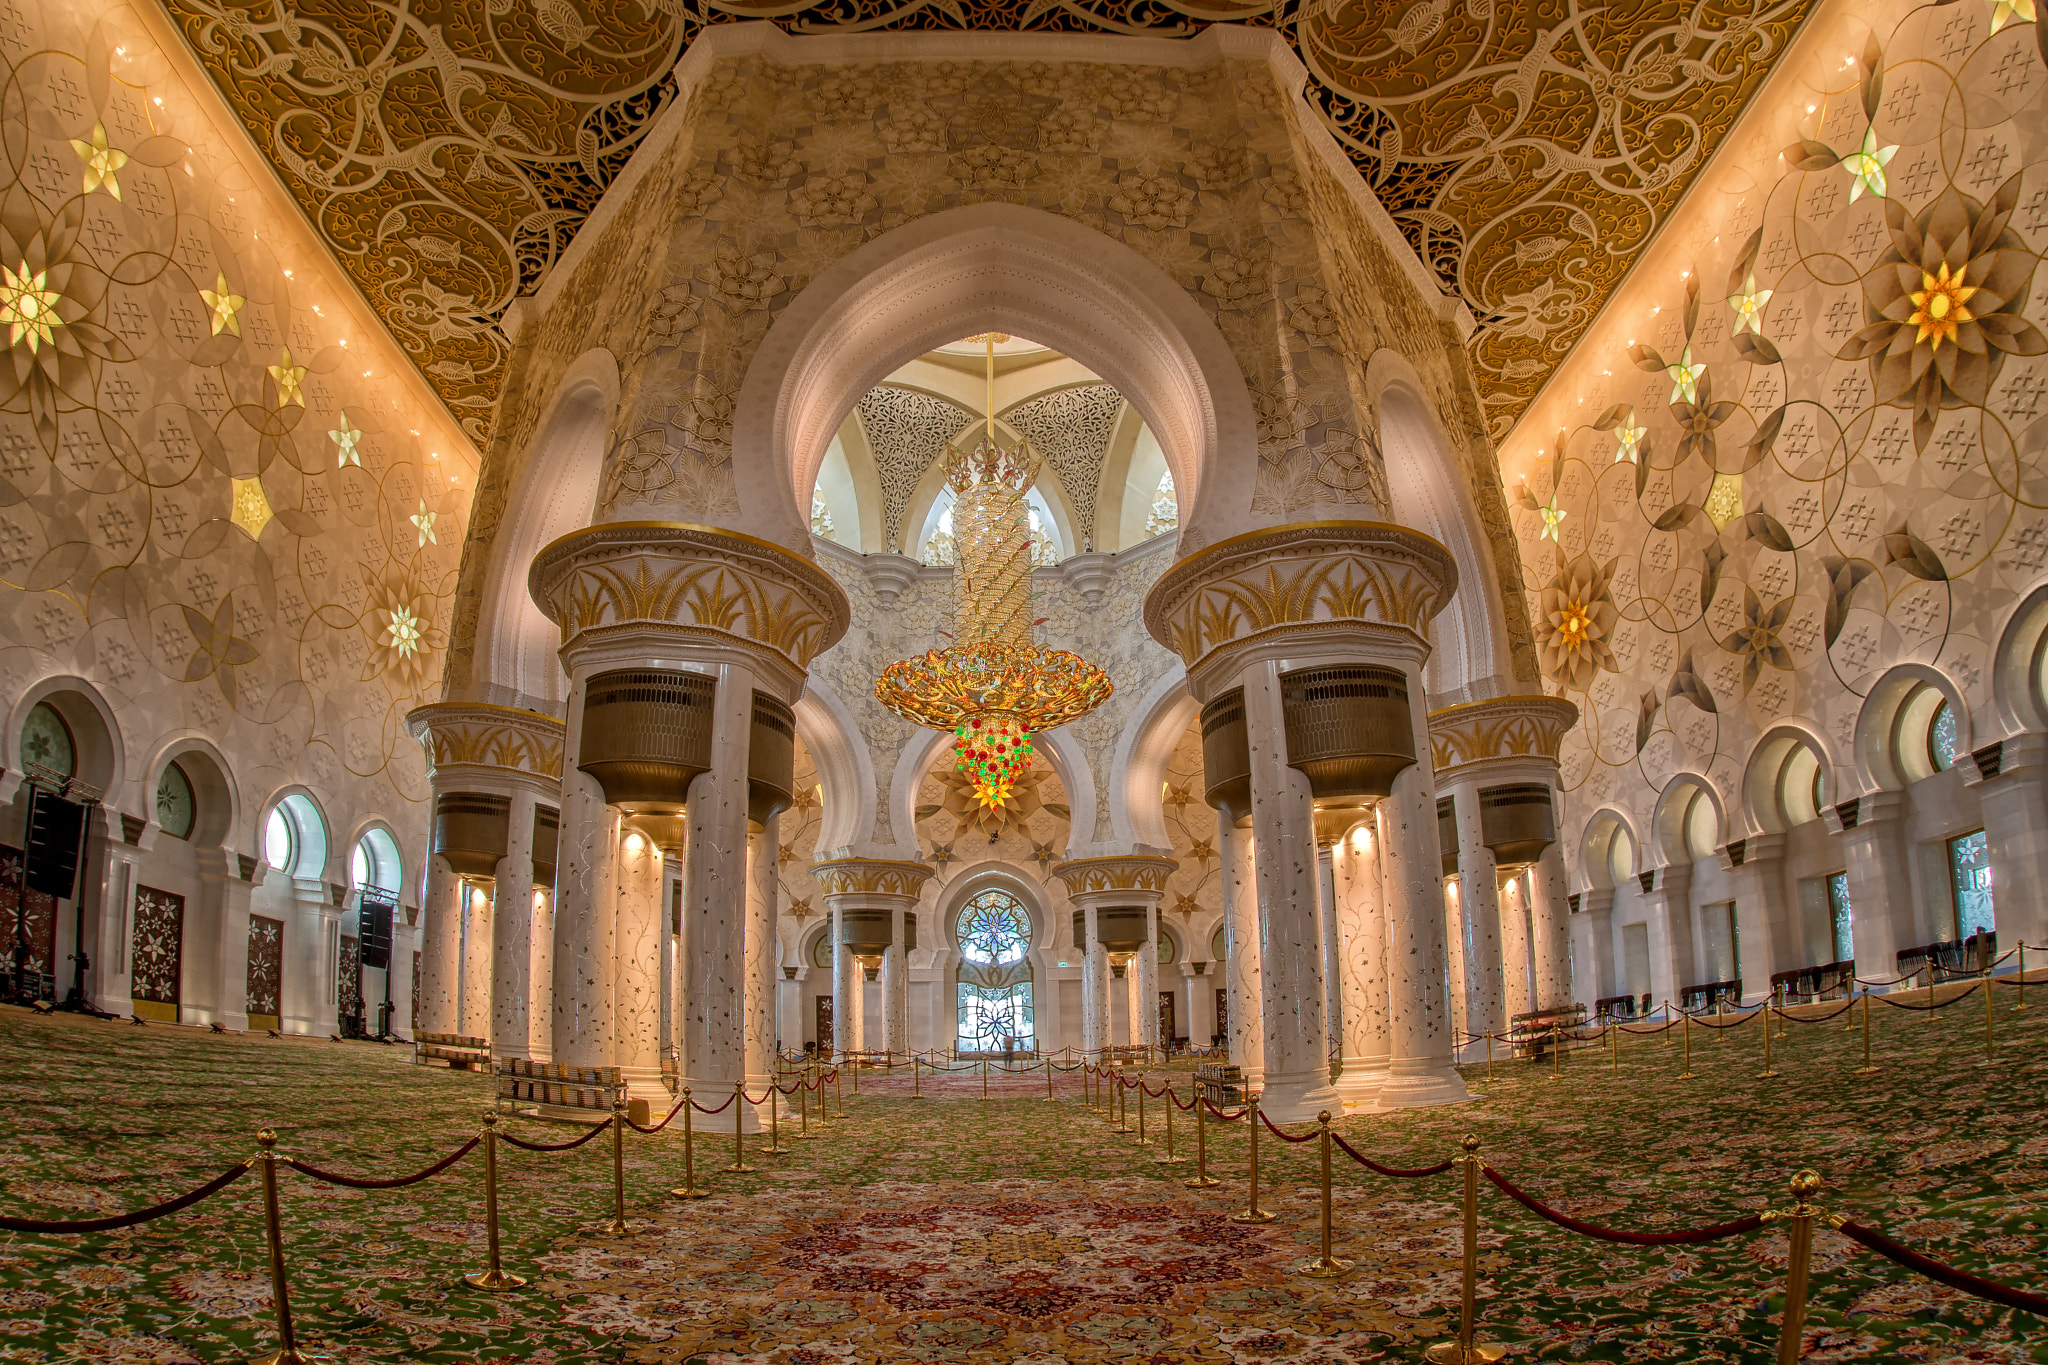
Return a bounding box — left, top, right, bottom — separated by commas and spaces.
551, 754, 618, 1070
1449, 783, 1505, 1048
832, 906, 860, 1057
1220, 812, 1263, 1082
1082, 904, 1109, 1058
1498, 873, 1534, 1019
529, 886, 555, 1061
614, 826, 665, 1096
882, 904, 910, 1056
460, 885, 492, 1037
745, 817, 779, 1093
681, 665, 757, 1114
418, 860, 463, 1036
1330, 820, 1387, 1106
1529, 841, 1573, 1009
491, 788, 538, 1059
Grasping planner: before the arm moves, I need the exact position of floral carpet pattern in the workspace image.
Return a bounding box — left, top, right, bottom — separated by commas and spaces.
0, 992, 2044, 1362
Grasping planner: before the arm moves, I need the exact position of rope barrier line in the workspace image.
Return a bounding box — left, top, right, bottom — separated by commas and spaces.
0, 1162, 250, 1234
625, 1096, 689, 1134
1329, 1133, 1453, 1179
1483, 1167, 1765, 1245
689, 1092, 739, 1115
1872, 982, 1984, 1011
287, 1137, 480, 1190
498, 1117, 613, 1152
1201, 1097, 1249, 1121
1835, 1219, 2048, 1318
1770, 999, 1858, 1025
1689, 1008, 1766, 1030
1259, 1110, 1319, 1144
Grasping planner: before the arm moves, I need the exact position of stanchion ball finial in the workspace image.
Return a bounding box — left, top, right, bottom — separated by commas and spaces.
1790, 1169, 1822, 1197
1318, 1110, 1331, 1125
257, 1128, 277, 1147
1460, 1133, 1480, 1153
483, 1110, 498, 1128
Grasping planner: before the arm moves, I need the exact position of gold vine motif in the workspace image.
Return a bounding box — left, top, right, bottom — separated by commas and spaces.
407, 705, 567, 781
1426, 697, 1578, 776
808, 858, 935, 897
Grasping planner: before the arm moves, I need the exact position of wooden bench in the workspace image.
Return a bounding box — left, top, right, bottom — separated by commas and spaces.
1771, 960, 1855, 1003
496, 1058, 629, 1117
1594, 993, 1640, 1020
1506, 1004, 1588, 1059
413, 1032, 490, 1070
1681, 979, 1742, 1011
1196, 1061, 1244, 1111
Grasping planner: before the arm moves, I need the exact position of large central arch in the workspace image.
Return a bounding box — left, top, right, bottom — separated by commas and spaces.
731, 203, 1259, 554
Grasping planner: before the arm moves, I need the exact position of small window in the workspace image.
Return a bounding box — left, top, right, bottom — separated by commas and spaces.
1928, 699, 1958, 772
1210, 921, 1228, 962
1948, 830, 1994, 939
156, 762, 196, 841
1811, 764, 1826, 819
20, 702, 74, 781
265, 806, 295, 871
810, 930, 834, 970
350, 828, 402, 895
1157, 928, 1178, 965
1827, 871, 1853, 962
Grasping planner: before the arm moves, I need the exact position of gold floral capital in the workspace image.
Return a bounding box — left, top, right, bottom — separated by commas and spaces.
1143, 521, 1458, 673
405, 703, 566, 787
808, 858, 935, 900
1427, 695, 1579, 779
528, 522, 850, 671
1049, 855, 1179, 898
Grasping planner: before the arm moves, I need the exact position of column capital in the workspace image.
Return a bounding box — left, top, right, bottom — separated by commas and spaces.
1049, 854, 1178, 907
528, 522, 850, 684
405, 702, 565, 797
1426, 695, 1578, 781
1143, 520, 1457, 690
808, 857, 934, 907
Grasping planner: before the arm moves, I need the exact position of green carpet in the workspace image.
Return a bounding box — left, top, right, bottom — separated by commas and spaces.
0, 989, 2043, 1362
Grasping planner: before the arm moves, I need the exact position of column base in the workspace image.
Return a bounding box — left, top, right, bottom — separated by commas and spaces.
1331, 1063, 1385, 1112
1375, 1061, 1471, 1109
1259, 1078, 1343, 1124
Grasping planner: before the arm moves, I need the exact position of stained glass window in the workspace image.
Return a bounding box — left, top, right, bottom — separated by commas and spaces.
1949, 830, 1994, 939
21, 702, 73, 780
1827, 871, 1853, 962
1928, 699, 1958, 772
956, 889, 1034, 1052
958, 890, 1030, 967
156, 762, 195, 840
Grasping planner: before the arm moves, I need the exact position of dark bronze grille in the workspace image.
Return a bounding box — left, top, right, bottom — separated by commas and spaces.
434, 792, 510, 878
1479, 783, 1556, 868
577, 668, 715, 811
748, 690, 797, 827
1200, 688, 1251, 827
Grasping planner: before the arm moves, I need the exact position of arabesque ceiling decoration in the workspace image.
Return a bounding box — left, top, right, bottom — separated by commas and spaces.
161, 0, 1818, 445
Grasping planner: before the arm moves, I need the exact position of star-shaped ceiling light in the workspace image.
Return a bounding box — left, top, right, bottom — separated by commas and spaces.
0, 260, 62, 353
268, 348, 305, 407
1666, 346, 1706, 405
230, 477, 273, 539
1844, 128, 1897, 202
1539, 499, 1567, 541
199, 273, 243, 337
69, 122, 127, 199
330, 413, 362, 467
1909, 262, 1978, 350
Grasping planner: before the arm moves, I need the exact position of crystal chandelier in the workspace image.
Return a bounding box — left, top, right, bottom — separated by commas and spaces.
874, 335, 1114, 810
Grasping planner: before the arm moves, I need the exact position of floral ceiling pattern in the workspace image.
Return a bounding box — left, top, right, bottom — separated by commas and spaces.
159, 0, 1818, 445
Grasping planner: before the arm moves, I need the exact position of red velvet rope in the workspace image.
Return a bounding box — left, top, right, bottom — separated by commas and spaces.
1614, 1019, 1682, 1036
1330, 1134, 1452, 1178
0, 1162, 250, 1234
1773, 999, 1857, 1025
288, 1136, 480, 1189
1201, 1097, 1247, 1121
1141, 1080, 1169, 1098
1689, 1009, 1764, 1030
1169, 1088, 1197, 1110
1484, 1167, 1765, 1245
1259, 1110, 1318, 1143
499, 1118, 612, 1152
1836, 1219, 2048, 1317
690, 1092, 738, 1115
1873, 982, 1983, 1011
626, 1097, 689, 1134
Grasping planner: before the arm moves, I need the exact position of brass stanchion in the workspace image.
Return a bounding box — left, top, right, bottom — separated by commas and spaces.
1156, 1085, 1186, 1165
1854, 991, 1877, 1075
1661, 999, 1673, 1044
834, 1066, 844, 1118
1425, 1135, 1503, 1364
464, 1113, 526, 1291
1297, 1112, 1355, 1279
1677, 1008, 1695, 1080
1773, 982, 1790, 1039
1230, 1092, 1275, 1224
1044, 1057, 1055, 1102
980, 1057, 989, 1102
1760, 997, 1780, 1079
1925, 963, 1935, 1021
1115, 1069, 1134, 1134
911, 1057, 923, 1100
852, 1055, 859, 1094
1484, 1031, 1493, 1082
797, 1071, 818, 1140
728, 1082, 756, 1173
1135, 1075, 1152, 1146
1550, 1023, 1561, 1078
247, 1130, 337, 1365
1764, 1170, 1825, 1365
1185, 1091, 1218, 1187
604, 1103, 628, 1236
1609, 1020, 1618, 1077
670, 1089, 709, 1198
1977, 965, 1995, 1067
763, 1083, 787, 1155
2016, 943, 2028, 1011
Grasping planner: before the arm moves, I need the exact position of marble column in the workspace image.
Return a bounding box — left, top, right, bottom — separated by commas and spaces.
1447, 781, 1504, 1058
1081, 905, 1107, 1059
491, 787, 538, 1059
1319, 849, 1341, 1070
196, 851, 253, 1031
1187, 963, 1215, 1044
614, 823, 665, 1101
813, 859, 932, 1065
1498, 874, 1534, 1020
1221, 814, 1263, 1082
1722, 832, 1788, 1001
882, 904, 910, 1057
1640, 864, 1694, 1014
1967, 732, 2048, 954
417, 859, 463, 1036
529, 885, 555, 1061
1377, 703, 1468, 1108
1832, 792, 1915, 991
1574, 887, 1620, 1004
831, 905, 860, 1057
746, 814, 780, 1100
1443, 881, 1467, 1048
551, 756, 618, 1071
460, 882, 493, 1038
1330, 817, 1387, 1109
1240, 658, 1340, 1122
1135, 904, 1160, 1055
678, 664, 756, 1125
1529, 839, 1573, 1008
1052, 856, 1176, 1063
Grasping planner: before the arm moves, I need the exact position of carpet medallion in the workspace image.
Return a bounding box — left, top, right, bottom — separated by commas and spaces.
535, 1177, 1461, 1363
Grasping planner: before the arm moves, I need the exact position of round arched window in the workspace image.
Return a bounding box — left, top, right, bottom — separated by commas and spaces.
265, 807, 295, 871
957, 889, 1031, 966
1928, 698, 1958, 772
156, 762, 195, 840
20, 702, 73, 780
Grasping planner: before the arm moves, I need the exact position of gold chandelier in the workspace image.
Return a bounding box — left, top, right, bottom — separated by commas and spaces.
874, 335, 1114, 810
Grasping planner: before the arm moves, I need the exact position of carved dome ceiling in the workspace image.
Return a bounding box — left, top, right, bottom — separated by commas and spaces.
162, 0, 1816, 447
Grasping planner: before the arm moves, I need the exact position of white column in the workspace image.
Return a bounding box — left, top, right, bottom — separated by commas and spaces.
1837, 793, 1913, 991
90, 839, 136, 1016
1529, 839, 1574, 1010
882, 903, 909, 1056
1443, 882, 1467, 1048
682, 665, 759, 1130
1331, 818, 1387, 1108
1642, 865, 1694, 1015
1499, 874, 1534, 1020
745, 815, 779, 1105
1319, 849, 1341, 1069
1449, 781, 1504, 1057
1240, 659, 1338, 1122
832, 904, 859, 1058
418, 858, 463, 1036
1972, 733, 2048, 954
528, 884, 554, 1061
614, 824, 665, 1102
1377, 691, 1469, 1107
1220, 812, 1263, 1082
460, 882, 492, 1038
491, 788, 537, 1058
1082, 905, 1108, 1059
196, 855, 252, 1030
1136, 904, 1160, 1055
551, 755, 618, 1070
1725, 834, 1789, 1001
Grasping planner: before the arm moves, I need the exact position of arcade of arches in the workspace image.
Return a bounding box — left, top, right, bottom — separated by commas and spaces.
3, 3, 2048, 1362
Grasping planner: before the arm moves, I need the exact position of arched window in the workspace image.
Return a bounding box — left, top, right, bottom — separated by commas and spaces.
1928, 698, 1958, 772
955, 888, 1034, 1053
264, 794, 328, 879
20, 702, 74, 781
1145, 468, 1178, 538
265, 807, 295, 871
351, 829, 403, 895
156, 762, 196, 841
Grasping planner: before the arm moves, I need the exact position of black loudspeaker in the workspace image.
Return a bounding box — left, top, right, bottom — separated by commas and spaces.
24, 790, 85, 899
358, 897, 395, 971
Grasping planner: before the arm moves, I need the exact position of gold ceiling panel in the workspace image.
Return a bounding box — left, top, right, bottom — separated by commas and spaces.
162, 0, 1814, 445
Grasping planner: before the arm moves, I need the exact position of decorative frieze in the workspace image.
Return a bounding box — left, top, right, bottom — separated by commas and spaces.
406, 703, 566, 787
1143, 521, 1457, 674
1049, 855, 1178, 897
1426, 695, 1578, 779
528, 522, 850, 671
808, 858, 935, 899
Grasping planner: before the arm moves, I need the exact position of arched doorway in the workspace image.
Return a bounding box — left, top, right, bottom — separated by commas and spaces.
955, 887, 1035, 1055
